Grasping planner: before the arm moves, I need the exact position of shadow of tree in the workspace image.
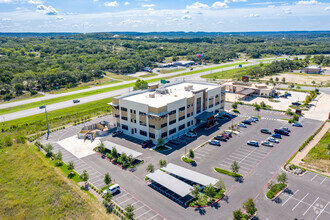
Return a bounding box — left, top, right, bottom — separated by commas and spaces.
194, 207, 206, 215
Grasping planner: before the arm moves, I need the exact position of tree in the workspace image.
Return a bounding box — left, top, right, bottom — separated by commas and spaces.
68, 161, 75, 171
231, 161, 240, 173
190, 184, 200, 198
189, 149, 195, 159
275, 77, 279, 82
232, 102, 238, 109
215, 177, 226, 190
146, 163, 155, 173
253, 103, 260, 111
242, 198, 257, 216
286, 108, 293, 115
98, 142, 106, 154
44, 143, 53, 157
312, 80, 316, 85
104, 191, 113, 202
81, 170, 89, 188
260, 101, 267, 109
159, 159, 167, 168
204, 184, 216, 197
233, 209, 244, 220
55, 151, 62, 166
133, 79, 148, 91
157, 137, 164, 147
327, 143, 330, 151
290, 83, 295, 89
111, 147, 119, 159
2, 136, 13, 147
125, 204, 135, 220
104, 173, 112, 185
276, 171, 288, 184
304, 95, 311, 105
267, 180, 275, 190
14, 83, 24, 95
282, 77, 286, 84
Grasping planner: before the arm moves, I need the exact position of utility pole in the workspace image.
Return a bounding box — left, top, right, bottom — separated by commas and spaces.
45, 105, 50, 140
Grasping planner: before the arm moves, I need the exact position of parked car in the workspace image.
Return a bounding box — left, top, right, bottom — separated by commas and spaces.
268, 137, 279, 143
112, 130, 123, 137
250, 116, 259, 121
272, 133, 282, 139
39, 105, 46, 109
242, 120, 252, 125
214, 135, 227, 142
292, 102, 301, 106
209, 140, 221, 146
292, 122, 303, 127
286, 93, 292, 96
247, 140, 259, 147
221, 133, 230, 139
103, 184, 120, 195
238, 123, 247, 128
280, 127, 291, 132
168, 140, 179, 145
73, 99, 80, 103
141, 140, 153, 148
261, 141, 274, 147
185, 132, 197, 138
223, 132, 232, 138
247, 118, 257, 123
274, 129, 289, 136
260, 129, 271, 134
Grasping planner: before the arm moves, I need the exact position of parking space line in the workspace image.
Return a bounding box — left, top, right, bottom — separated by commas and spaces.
114, 193, 129, 201
136, 210, 152, 219
311, 174, 318, 181
282, 189, 299, 206
303, 197, 319, 216
320, 177, 327, 185
292, 193, 309, 211
134, 205, 145, 212
119, 197, 133, 205
148, 214, 159, 220
315, 201, 330, 220
238, 148, 258, 164
131, 201, 140, 206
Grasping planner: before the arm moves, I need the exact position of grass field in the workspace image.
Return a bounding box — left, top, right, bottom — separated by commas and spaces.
258, 57, 288, 62
0, 144, 113, 219
0, 92, 44, 104
106, 72, 137, 81
159, 68, 185, 74
201, 64, 254, 79
303, 129, 330, 173
140, 72, 158, 78
51, 86, 91, 94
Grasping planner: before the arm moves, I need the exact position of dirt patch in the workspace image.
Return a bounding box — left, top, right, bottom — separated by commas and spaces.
262, 73, 330, 86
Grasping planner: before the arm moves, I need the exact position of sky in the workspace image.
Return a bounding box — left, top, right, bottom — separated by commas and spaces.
0, 0, 329, 32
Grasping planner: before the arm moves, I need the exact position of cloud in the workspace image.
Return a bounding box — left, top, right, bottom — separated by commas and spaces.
325, 7, 330, 11
142, 4, 155, 7
0, 0, 12, 3
28, 0, 42, 4
212, 2, 228, 8
249, 13, 260, 17
93, 0, 99, 2
268, 5, 276, 8
225, 0, 247, 2
56, 17, 64, 20
104, 1, 119, 7
182, 15, 192, 20
284, 8, 292, 14
1, 18, 12, 21
124, 1, 129, 5
37, 4, 58, 15
186, 2, 209, 9
296, 0, 319, 5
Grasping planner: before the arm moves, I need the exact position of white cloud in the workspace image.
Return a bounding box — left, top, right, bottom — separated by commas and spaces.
124, 1, 129, 5
249, 13, 260, 17
325, 7, 330, 11
182, 15, 192, 20
0, 0, 12, 3
186, 2, 209, 9
296, 0, 319, 5
37, 4, 58, 15
93, 0, 99, 2
28, 0, 42, 4
56, 17, 64, 20
142, 4, 155, 7
182, 10, 189, 14
225, 0, 247, 2
284, 8, 292, 14
212, 2, 228, 8
268, 5, 275, 8
1, 18, 12, 21
72, 24, 79, 28
104, 1, 119, 7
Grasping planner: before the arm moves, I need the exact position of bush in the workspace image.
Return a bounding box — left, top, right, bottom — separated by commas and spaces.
266, 183, 287, 199
214, 167, 242, 178
233, 109, 240, 113
182, 157, 196, 164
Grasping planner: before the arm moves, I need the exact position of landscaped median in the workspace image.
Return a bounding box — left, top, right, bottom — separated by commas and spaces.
182, 156, 196, 164
214, 167, 243, 178
266, 183, 287, 199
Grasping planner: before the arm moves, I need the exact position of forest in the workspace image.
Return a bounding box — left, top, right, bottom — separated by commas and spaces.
0, 32, 329, 100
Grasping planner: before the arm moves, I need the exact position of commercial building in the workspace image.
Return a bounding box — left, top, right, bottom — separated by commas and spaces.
109, 81, 225, 143
225, 81, 276, 98
304, 65, 322, 74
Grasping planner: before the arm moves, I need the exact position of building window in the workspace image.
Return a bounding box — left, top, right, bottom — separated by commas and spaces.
169, 110, 176, 115
149, 133, 155, 139
187, 113, 190, 118
215, 101, 220, 105
140, 130, 147, 136
161, 132, 167, 138
130, 109, 136, 114
179, 106, 185, 112
179, 124, 185, 131
160, 114, 167, 119
149, 124, 155, 129
215, 94, 219, 98
209, 104, 214, 108
139, 121, 147, 126
121, 107, 127, 112
169, 119, 176, 125
122, 124, 128, 130
197, 97, 201, 114
179, 116, 185, 121
121, 116, 128, 121
139, 111, 146, 116
161, 123, 167, 128
130, 118, 136, 123
169, 128, 176, 135
187, 104, 191, 109
209, 97, 214, 101
187, 121, 190, 127
115, 114, 119, 118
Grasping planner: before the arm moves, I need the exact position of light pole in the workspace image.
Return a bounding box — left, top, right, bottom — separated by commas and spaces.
44, 105, 50, 140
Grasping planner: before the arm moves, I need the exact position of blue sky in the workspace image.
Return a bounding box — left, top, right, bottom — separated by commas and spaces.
0, 0, 329, 32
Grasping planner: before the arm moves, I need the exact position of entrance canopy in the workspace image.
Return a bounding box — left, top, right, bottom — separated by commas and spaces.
103, 141, 142, 158
239, 88, 255, 96
162, 163, 218, 186
195, 111, 214, 121
147, 170, 192, 197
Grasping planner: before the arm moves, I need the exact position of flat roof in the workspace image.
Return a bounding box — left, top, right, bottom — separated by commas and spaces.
123, 82, 219, 108
103, 141, 142, 158
147, 170, 192, 197
195, 111, 214, 121
239, 88, 255, 95
162, 163, 218, 186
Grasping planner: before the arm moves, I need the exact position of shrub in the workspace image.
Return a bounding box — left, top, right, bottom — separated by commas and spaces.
266, 183, 287, 199
214, 167, 242, 178
233, 109, 240, 113
182, 157, 196, 164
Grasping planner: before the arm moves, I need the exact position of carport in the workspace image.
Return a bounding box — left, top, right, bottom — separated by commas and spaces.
195, 111, 215, 128
162, 163, 218, 186
147, 170, 192, 197
103, 141, 142, 158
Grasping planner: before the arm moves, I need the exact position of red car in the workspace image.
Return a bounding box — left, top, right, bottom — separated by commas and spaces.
221, 133, 230, 139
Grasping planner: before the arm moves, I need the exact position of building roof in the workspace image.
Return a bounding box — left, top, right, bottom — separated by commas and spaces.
146, 170, 192, 197
162, 163, 218, 186
239, 88, 255, 95
103, 141, 142, 158
195, 111, 215, 121
122, 82, 220, 108
306, 65, 321, 69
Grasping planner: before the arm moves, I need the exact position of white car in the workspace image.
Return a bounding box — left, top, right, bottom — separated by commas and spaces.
238, 123, 247, 128
103, 184, 120, 195
185, 132, 197, 137
268, 137, 279, 143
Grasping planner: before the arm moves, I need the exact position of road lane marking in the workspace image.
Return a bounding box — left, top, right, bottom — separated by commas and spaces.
282, 189, 299, 206
303, 197, 319, 216
292, 193, 309, 211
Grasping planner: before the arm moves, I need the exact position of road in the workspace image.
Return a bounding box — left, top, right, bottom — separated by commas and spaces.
276, 84, 330, 95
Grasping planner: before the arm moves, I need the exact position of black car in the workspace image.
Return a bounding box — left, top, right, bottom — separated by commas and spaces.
260, 129, 271, 134
39, 105, 46, 109
274, 129, 289, 136
73, 99, 80, 103
214, 135, 227, 142
242, 120, 252, 125
141, 140, 153, 148
292, 102, 301, 106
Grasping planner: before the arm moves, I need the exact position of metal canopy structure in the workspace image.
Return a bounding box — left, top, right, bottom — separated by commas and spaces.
162, 163, 218, 186
147, 170, 192, 197
103, 141, 142, 158
195, 111, 214, 121
239, 88, 255, 96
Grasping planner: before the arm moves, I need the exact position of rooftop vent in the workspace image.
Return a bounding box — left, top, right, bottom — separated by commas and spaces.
184, 85, 194, 91
156, 87, 169, 95
149, 93, 155, 98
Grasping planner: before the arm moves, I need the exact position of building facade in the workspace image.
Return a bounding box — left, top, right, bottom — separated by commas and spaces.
109, 82, 224, 143
225, 82, 276, 98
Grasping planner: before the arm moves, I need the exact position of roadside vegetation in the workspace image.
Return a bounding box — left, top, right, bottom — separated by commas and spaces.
266, 172, 288, 199
214, 167, 243, 178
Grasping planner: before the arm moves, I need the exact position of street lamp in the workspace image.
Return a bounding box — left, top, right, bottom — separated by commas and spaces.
44, 105, 50, 140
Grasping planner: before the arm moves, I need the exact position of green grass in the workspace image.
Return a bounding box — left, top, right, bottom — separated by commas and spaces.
0, 144, 108, 219
51, 86, 91, 94
201, 63, 252, 79
214, 167, 243, 178
258, 58, 288, 62
140, 73, 158, 78
266, 183, 287, 199
159, 68, 185, 74
0, 92, 44, 103
182, 157, 196, 164
105, 72, 137, 81
154, 145, 170, 151
93, 80, 121, 86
